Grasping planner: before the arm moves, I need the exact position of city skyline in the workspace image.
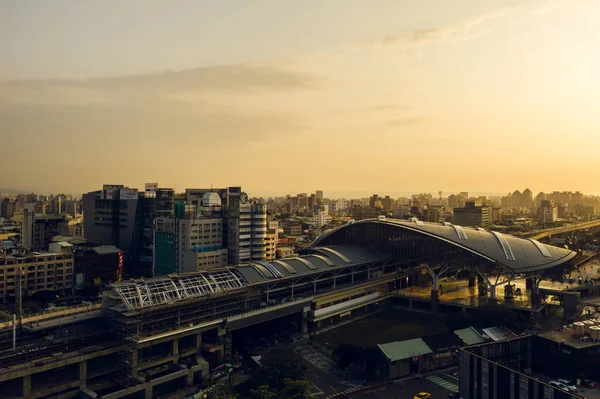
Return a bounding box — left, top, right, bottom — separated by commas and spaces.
3, 0, 600, 195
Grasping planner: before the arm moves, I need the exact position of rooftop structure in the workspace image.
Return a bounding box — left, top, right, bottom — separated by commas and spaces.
313, 218, 575, 273
105, 245, 388, 311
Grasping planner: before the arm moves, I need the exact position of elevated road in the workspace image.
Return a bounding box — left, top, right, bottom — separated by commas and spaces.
520, 219, 600, 241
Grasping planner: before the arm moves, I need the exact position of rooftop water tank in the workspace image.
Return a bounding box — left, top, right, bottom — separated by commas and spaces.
573, 322, 585, 337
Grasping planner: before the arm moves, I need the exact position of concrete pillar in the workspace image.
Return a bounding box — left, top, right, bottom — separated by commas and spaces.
431, 289, 439, 313
195, 332, 202, 353
301, 312, 308, 337
173, 338, 180, 363
526, 278, 533, 290
130, 348, 138, 368
22, 375, 31, 398
145, 387, 153, 399
216, 348, 224, 364
468, 266, 476, 287
79, 360, 87, 387
430, 274, 439, 313
489, 285, 497, 300
531, 279, 541, 306
187, 370, 194, 386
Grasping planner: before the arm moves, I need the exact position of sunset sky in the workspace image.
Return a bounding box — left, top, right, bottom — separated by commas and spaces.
2, 0, 600, 197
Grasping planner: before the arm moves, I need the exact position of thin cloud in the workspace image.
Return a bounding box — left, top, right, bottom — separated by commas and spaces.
0, 63, 325, 107
364, 104, 410, 111
384, 117, 428, 127
372, 5, 522, 49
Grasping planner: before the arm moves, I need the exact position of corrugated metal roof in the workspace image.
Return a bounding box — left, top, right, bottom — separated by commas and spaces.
93, 245, 121, 254
454, 327, 485, 346
378, 338, 433, 362
482, 326, 516, 342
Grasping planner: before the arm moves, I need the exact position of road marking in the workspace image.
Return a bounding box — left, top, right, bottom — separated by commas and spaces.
329, 385, 337, 391
427, 375, 459, 392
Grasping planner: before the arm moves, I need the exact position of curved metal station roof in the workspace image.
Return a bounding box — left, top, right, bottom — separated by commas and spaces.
106, 245, 387, 311
313, 218, 576, 273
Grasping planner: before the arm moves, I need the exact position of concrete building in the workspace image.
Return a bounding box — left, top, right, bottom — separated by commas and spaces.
276, 246, 296, 259
179, 217, 227, 273
82, 185, 140, 269
154, 194, 227, 274
539, 200, 558, 224
0, 251, 74, 299
453, 202, 491, 228
460, 336, 583, 399
350, 205, 383, 221
22, 207, 69, 251
313, 210, 332, 229
264, 221, 279, 261
1, 197, 14, 219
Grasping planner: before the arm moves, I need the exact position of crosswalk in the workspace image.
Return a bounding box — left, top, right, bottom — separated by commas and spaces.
427, 375, 459, 392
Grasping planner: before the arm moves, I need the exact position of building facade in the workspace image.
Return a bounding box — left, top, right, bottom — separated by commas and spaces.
453, 202, 491, 228
0, 251, 74, 299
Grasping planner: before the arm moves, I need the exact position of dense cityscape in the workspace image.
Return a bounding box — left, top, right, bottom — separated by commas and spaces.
4, 1, 600, 398
1, 185, 600, 399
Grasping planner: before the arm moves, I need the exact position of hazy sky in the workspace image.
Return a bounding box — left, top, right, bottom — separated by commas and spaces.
2, 0, 600, 197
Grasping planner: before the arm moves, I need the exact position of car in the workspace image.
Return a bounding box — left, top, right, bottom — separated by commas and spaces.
448, 393, 459, 399
549, 381, 573, 392
413, 393, 431, 399
557, 379, 577, 392
582, 379, 596, 388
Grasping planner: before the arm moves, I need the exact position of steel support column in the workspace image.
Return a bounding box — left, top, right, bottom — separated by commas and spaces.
424, 263, 451, 313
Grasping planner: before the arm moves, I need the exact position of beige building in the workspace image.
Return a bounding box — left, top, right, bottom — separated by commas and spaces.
453, 202, 491, 228
0, 251, 74, 299
264, 222, 279, 261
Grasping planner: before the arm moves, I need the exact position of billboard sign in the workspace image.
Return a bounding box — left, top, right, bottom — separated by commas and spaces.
120, 189, 138, 200
75, 273, 84, 289
101, 185, 123, 200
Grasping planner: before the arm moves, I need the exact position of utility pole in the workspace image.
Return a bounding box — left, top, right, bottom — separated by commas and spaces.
16, 265, 23, 326
12, 314, 16, 351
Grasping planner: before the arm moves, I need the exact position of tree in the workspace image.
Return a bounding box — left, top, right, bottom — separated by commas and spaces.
250, 385, 276, 399
29, 290, 57, 306
78, 285, 100, 299
253, 345, 306, 391
278, 379, 314, 399
206, 382, 238, 399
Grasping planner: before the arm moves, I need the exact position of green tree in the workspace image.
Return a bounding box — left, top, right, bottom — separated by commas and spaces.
206, 382, 237, 399
278, 379, 314, 399
250, 385, 276, 399
253, 346, 306, 391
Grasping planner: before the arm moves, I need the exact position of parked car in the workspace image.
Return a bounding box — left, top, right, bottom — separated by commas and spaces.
557, 379, 578, 392
582, 379, 596, 389
413, 393, 431, 399
549, 381, 574, 393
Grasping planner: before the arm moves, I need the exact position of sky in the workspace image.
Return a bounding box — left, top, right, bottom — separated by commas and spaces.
2, 0, 600, 197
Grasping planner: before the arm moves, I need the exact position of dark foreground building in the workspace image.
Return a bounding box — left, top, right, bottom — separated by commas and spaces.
459, 336, 584, 399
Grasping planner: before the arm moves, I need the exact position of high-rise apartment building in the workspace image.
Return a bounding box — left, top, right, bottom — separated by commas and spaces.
453, 202, 491, 228
226, 190, 267, 264
83, 184, 174, 277
1, 197, 14, 219
0, 251, 74, 300
315, 190, 324, 202
82, 185, 140, 271
22, 205, 69, 251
